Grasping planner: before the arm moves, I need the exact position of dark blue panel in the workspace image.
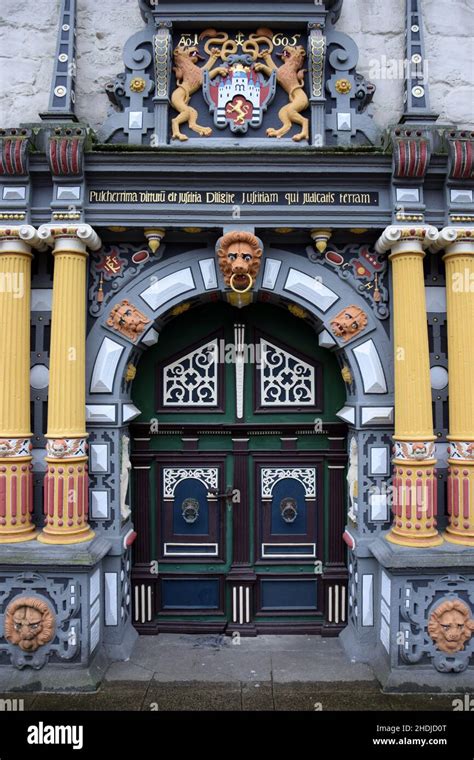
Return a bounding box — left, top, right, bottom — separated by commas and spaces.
172, 478, 210, 535
270, 478, 308, 535
261, 579, 317, 610
161, 578, 220, 609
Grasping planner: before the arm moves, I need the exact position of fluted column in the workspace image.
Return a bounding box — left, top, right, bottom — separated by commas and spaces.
432, 228, 474, 546
37, 225, 101, 545
376, 226, 443, 547
0, 227, 44, 542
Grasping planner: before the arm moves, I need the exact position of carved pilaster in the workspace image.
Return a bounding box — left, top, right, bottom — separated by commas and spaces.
40, 0, 78, 121
152, 21, 172, 145
307, 23, 327, 147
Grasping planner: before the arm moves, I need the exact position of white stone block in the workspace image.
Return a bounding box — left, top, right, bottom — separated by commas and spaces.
140, 268, 195, 310
90, 337, 124, 393
353, 340, 387, 394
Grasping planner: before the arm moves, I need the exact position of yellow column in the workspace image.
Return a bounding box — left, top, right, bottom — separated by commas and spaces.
37, 225, 101, 545
376, 226, 443, 547
0, 227, 43, 542
432, 228, 474, 546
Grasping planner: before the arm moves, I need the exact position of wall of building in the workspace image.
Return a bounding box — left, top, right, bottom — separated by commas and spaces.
0, 0, 473, 132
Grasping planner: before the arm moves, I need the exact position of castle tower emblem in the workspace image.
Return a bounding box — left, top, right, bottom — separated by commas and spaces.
204, 54, 276, 133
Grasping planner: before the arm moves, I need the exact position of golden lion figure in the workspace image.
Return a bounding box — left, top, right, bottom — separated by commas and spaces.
171, 30, 229, 142
256, 45, 309, 142
427, 599, 474, 654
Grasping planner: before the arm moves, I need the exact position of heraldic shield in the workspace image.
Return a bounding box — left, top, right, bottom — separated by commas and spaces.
203, 54, 276, 134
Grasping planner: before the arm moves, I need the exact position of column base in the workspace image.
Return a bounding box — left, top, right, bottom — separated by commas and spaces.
443, 528, 474, 547
386, 529, 444, 548
0, 528, 38, 544
37, 526, 95, 545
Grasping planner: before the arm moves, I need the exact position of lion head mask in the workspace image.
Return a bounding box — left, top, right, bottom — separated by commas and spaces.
216, 231, 263, 293
330, 305, 368, 342
427, 599, 474, 654
4, 597, 55, 653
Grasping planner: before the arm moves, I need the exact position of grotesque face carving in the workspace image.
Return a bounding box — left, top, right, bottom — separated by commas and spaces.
330, 305, 368, 342
4, 597, 55, 653
107, 300, 151, 342
216, 231, 263, 292
428, 599, 474, 654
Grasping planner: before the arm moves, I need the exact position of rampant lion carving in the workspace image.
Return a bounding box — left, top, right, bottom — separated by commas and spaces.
330, 305, 368, 342
216, 231, 263, 292
255, 43, 309, 142
107, 299, 150, 342
428, 599, 474, 654
171, 30, 230, 141
4, 597, 55, 653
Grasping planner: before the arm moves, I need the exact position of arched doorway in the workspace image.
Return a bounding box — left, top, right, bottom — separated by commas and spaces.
130, 301, 348, 634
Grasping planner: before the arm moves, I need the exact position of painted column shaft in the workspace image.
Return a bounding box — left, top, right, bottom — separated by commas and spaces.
438, 229, 474, 546
0, 231, 36, 542
37, 226, 101, 545
376, 227, 442, 547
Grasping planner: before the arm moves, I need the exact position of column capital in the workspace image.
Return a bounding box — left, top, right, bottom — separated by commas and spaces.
37, 224, 102, 252
429, 226, 474, 255
375, 225, 438, 255
0, 225, 48, 252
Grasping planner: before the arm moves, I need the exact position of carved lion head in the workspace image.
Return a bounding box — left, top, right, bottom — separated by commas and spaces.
330, 305, 368, 342
173, 46, 203, 69
216, 231, 263, 292
279, 45, 306, 66
4, 597, 55, 653
428, 599, 474, 654
107, 300, 150, 341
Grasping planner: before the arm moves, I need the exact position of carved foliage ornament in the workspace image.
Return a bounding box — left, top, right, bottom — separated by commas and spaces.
428, 599, 474, 654
4, 597, 55, 653
216, 231, 263, 293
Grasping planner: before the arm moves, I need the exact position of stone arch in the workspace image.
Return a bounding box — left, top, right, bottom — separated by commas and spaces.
85, 246, 394, 538
86, 246, 392, 415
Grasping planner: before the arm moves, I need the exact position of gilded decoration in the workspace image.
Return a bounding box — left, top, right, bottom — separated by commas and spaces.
129, 76, 146, 93
335, 78, 352, 94
170, 30, 230, 141
428, 599, 474, 654
4, 597, 55, 653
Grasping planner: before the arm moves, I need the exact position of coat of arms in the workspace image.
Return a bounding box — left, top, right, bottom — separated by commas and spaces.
203, 53, 276, 133
170, 29, 308, 141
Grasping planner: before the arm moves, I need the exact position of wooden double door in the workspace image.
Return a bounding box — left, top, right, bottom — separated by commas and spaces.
131, 302, 348, 634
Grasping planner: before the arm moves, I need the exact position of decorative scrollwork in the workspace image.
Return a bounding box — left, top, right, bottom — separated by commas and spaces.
163, 467, 218, 498
260, 339, 315, 407
261, 467, 316, 499
162, 339, 218, 407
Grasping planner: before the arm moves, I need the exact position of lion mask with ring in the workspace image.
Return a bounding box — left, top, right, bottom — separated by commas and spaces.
216, 231, 263, 293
